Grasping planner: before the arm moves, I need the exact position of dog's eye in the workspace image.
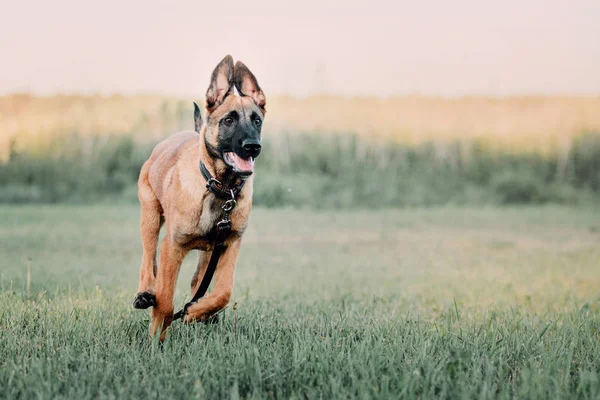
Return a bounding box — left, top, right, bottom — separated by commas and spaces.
223, 117, 234, 126
254, 118, 262, 126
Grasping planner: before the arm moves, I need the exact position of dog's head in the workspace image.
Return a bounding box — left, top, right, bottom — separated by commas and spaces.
201, 55, 266, 177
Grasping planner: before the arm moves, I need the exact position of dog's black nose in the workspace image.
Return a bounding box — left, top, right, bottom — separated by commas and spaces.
242, 140, 262, 157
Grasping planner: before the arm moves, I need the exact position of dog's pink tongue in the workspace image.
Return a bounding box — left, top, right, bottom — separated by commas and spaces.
232, 153, 254, 171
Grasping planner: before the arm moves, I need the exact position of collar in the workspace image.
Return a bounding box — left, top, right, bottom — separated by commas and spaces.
200, 161, 246, 200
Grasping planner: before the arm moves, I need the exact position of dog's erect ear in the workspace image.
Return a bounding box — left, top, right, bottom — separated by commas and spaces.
193, 102, 202, 132
234, 61, 266, 113
205, 55, 234, 112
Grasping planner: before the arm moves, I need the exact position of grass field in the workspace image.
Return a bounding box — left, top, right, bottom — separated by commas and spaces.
1, 205, 599, 399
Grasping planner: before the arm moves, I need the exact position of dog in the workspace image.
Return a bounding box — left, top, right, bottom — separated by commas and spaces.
132, 55, 266, 339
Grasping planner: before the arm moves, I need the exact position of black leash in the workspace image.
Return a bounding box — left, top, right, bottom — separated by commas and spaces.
172, 162, 245, 321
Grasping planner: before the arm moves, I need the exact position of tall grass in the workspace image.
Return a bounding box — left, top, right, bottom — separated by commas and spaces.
1, 132, 599, 207
2, 93, 599, 207
4, 94, 600, 151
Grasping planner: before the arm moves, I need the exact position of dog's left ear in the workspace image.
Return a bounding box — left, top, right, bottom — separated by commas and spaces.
234, 61, 266, 113
193, 102, 202, 132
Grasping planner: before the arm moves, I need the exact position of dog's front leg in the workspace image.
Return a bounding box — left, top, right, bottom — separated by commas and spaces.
149, 237, 187, 340
183, 238, 241, 323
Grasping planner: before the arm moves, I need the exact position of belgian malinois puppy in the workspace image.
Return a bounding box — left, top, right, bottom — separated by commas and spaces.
132, 55, 266, 339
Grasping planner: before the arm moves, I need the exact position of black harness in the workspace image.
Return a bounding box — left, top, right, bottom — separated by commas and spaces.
172, 162, 246, 321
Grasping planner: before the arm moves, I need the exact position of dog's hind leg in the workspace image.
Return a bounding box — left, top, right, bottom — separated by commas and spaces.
183, 239, 240, 324
189, 250, 221, 324
190, 250, 211, 294
133, 163, 163, 310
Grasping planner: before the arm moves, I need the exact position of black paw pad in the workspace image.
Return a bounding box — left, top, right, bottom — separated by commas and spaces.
133, 291, 156, 309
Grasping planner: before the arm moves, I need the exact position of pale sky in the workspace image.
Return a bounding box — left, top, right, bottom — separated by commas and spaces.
1, 0, 599, 97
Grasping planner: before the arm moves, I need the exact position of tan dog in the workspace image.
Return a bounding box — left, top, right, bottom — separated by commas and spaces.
132, 55, 266, 339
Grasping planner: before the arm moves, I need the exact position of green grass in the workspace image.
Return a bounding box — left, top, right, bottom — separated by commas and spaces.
2, 132, 600, 207
1, 205, 599, 399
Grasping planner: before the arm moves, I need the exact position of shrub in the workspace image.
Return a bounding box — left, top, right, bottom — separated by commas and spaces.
1, 132, 599, 207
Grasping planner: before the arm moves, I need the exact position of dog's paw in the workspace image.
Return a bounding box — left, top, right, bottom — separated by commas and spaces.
202, 313, 220, 325
183, 310, 221, 325
132, 291, 156, 309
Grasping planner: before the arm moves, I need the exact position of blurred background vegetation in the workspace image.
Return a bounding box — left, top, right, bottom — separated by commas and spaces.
1, 93, 599, 208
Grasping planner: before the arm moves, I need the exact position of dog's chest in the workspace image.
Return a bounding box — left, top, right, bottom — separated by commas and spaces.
197, 199, 220, 235
174, 197, 222, 249
173, 193, 249, 250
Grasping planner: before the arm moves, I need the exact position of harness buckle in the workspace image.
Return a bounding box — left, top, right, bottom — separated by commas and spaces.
222, 199, 236, 212
206, 177, 222, 190
216, 219, 232, 232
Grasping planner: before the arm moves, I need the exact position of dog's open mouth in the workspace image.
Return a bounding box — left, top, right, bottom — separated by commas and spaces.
224, 151, 255, 174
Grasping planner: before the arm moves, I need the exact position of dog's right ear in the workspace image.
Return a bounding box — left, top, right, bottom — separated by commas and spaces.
193, 102, 202, 132
205, 55, 234, 113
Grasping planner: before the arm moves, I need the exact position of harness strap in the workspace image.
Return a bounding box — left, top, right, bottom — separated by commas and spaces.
172, 161, 242, 321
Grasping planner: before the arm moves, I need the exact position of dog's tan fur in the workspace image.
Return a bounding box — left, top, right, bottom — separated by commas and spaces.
134, 55, 265, 339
